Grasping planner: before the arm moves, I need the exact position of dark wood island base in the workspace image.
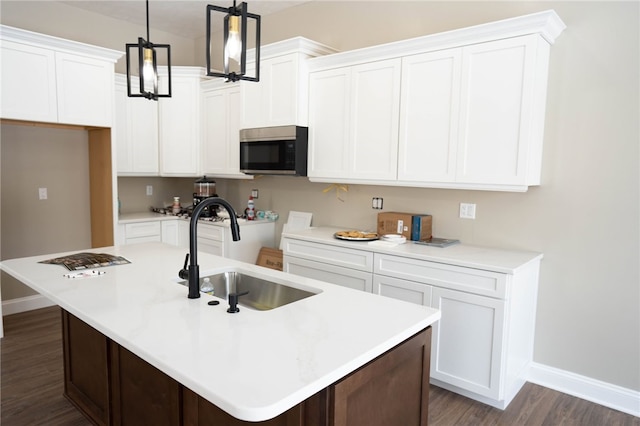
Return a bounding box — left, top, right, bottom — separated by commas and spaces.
62, 310, 431, 426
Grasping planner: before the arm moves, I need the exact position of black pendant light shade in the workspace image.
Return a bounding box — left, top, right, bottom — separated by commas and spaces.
126, 0, 172, 100
206, 1, 260, 82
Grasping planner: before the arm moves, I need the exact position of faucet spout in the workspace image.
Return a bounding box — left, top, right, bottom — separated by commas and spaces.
179, 197, 241, 299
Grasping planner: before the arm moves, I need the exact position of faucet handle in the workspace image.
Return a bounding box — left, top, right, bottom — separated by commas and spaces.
227, 291, 249, 313
178, 253, 189, 280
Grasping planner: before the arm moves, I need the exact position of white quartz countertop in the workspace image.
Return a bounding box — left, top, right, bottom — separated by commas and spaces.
1, 243, 440, 422
282, 226, 543, 274
118, 212, 274, 227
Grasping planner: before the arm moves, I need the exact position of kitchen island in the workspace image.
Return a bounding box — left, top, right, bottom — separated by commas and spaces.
1, 242, 440, 425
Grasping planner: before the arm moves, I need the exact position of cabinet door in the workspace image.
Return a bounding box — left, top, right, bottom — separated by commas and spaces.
285, 256, 373, 292
114, 77, 131, 172
177, 220, 190, 249
456, 35, 543, 185
430, 287, 505, 400
110, 344, 181, 426
62, 311, 110, 426
373, 275, 432, 306
349, 59, 401, 180
201, 84, 243, 176
398, 50, 461, 183
56, 52, 113, 127
161, 220, 179, 246
308, 67, 351, 179
308, 59, 401, 181
0, 40, 58, 123
159, 73, 200, 176
115, 75, 159, 175
128, 85, 159, 174
330, 328, 431, 426
241, 53, 300, 128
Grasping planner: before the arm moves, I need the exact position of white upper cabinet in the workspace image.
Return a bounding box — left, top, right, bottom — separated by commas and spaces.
307, 10, 565, 192
158, 67, 203, 176
201, 80, 249, 178
456, 35, 547, 186
55, 52, 114, 127
114, 74, 159, 175
0, 25, 121, 127
308, 59, 401, 180
241, 37, 337, 129
1, 41, 58, 123
398, 49, 461, 183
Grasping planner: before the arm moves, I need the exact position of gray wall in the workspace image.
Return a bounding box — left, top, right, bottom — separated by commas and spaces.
1, 1, 638, 394
1, 125, 92, 298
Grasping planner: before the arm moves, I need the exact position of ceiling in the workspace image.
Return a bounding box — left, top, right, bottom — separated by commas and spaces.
60, 1, 312, 39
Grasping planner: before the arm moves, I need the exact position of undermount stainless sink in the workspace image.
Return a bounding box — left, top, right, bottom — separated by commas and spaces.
178, 269, 320, 311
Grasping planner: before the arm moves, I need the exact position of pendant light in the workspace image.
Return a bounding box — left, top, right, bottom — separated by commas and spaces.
206, 1, 260, 82
125, 0, 172, 100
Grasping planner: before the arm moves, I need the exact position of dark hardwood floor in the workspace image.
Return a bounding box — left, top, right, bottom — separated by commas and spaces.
2, 306, 638, 426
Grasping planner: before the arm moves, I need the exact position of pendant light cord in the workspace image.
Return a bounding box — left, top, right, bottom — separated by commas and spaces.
146, 0, 150, 42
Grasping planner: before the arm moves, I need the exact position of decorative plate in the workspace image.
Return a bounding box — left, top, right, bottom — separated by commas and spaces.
334, 231, 379, 241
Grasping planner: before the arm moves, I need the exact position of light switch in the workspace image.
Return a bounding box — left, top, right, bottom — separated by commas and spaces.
459, 203, 476, 219
38, 187, 48, 200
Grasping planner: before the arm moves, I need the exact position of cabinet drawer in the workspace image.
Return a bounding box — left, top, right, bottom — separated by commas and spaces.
374, 254, 508, 299
125, 235, 162, 245
282, 238, 374, 272
197, 223, 224, 241
198, 238, 223, 257
285, 256, 373, 292
124, 221, 161, 239
373, 275, 432, 306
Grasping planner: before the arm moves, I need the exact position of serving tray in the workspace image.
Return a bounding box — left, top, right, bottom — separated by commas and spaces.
334, 231, 379, 241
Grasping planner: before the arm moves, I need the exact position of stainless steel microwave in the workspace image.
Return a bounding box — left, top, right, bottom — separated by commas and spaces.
239, 125, 308, 176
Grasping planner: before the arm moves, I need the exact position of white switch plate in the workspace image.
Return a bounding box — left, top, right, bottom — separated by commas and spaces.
251, 189, 259, 199
459, 203, 476, 219
146, 185, 153, 196
38, 187, 48, 200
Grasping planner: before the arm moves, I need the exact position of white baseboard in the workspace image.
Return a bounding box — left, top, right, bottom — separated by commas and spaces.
528, 362, 640, 418
2, 294, 55, 316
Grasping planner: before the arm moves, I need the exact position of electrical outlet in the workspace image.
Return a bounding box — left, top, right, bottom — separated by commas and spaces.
459, 203, 476, 219
372, 197, 383, 209
146, 185, 153, 196
251, 189, 259, 199
38, 187, 48, 200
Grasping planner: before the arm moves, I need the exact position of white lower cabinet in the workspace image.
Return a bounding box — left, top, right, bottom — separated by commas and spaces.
286, 256, 372, 292
122, 221, 162, 244
119, 219, 275, 264
282, 235, 540, 409
161, 220, 181, 247
430, 286, 505, 400
196, 221, 276, 263
197, 223, 225, 257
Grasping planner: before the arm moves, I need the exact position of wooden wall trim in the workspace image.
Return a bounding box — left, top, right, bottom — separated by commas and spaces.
88, 128, 114, 248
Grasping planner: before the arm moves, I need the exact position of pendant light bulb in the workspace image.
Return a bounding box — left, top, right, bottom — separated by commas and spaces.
142, 47, 156, 90
226, 15, 242, 63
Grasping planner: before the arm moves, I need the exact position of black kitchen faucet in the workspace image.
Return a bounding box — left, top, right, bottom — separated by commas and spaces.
178, 197, 241, 299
